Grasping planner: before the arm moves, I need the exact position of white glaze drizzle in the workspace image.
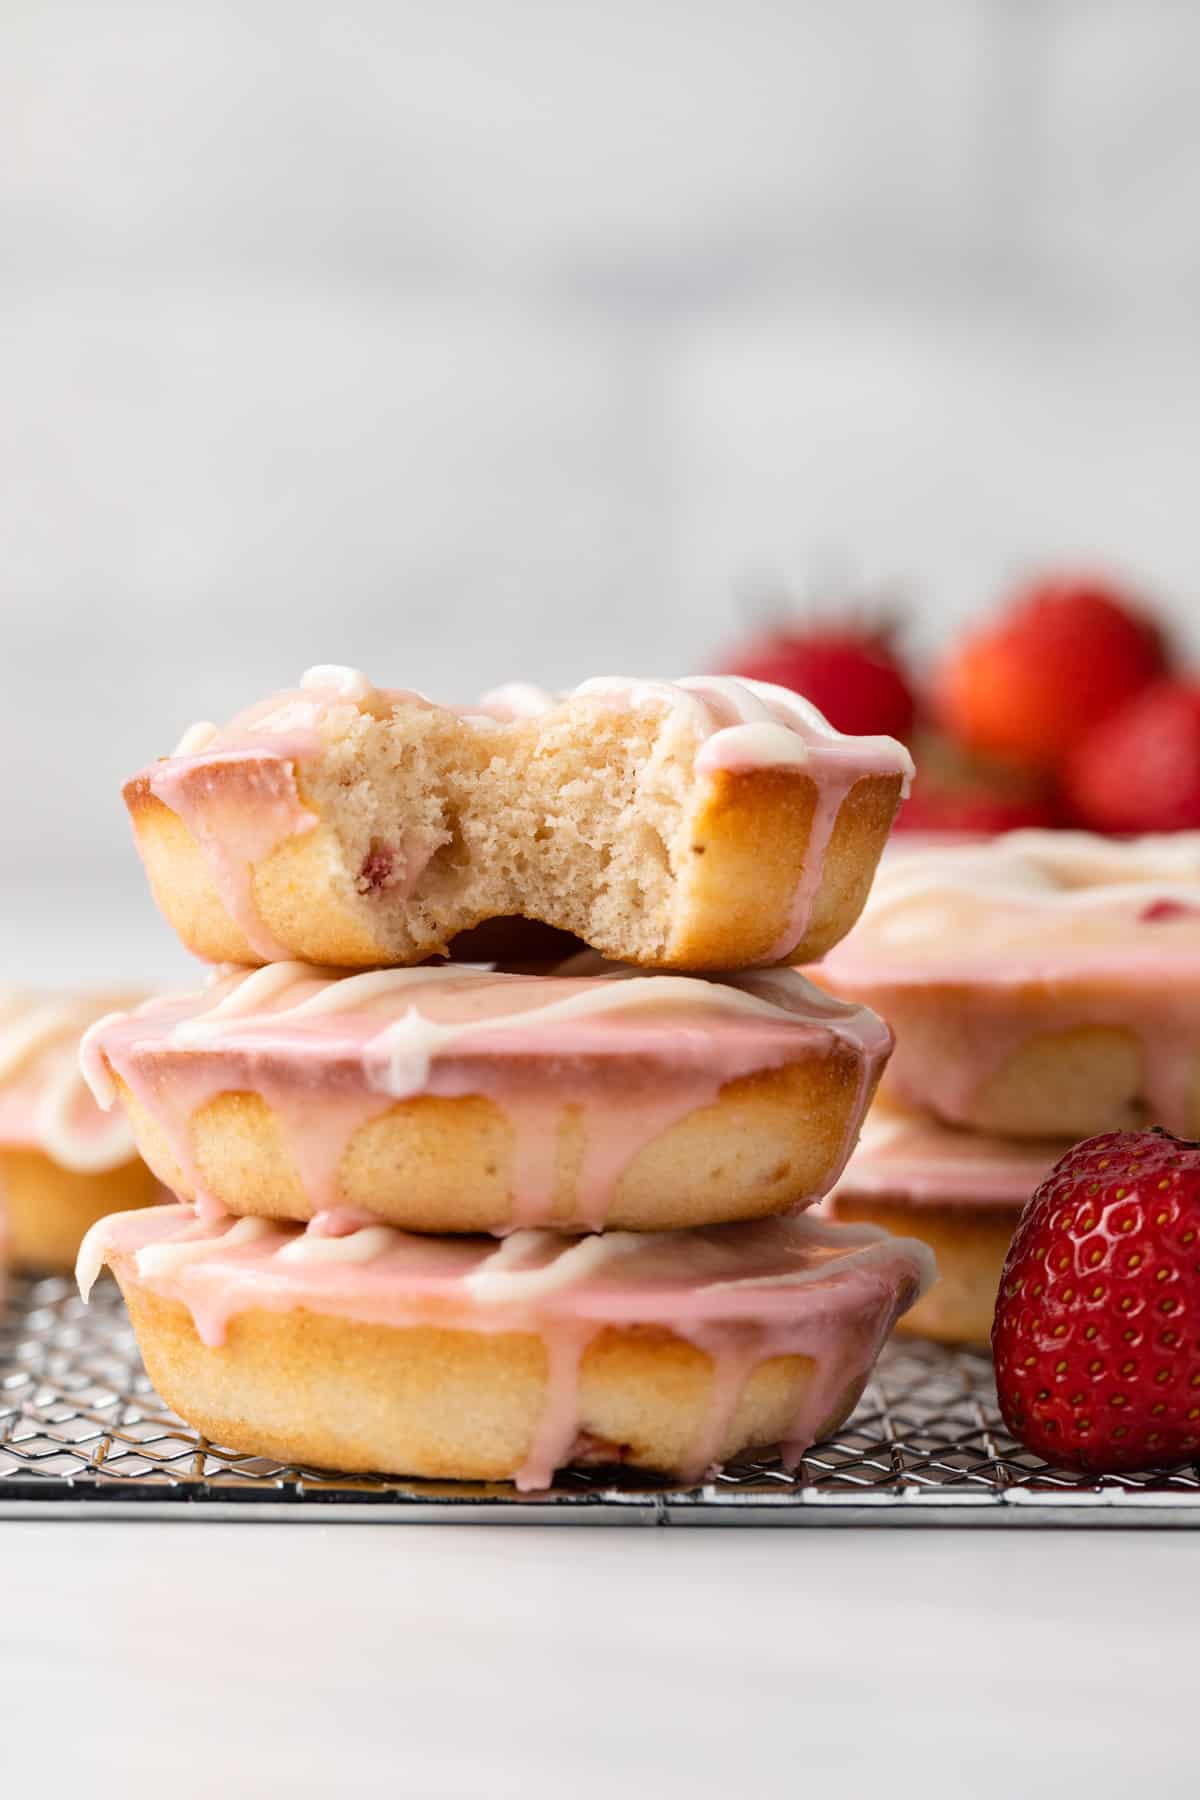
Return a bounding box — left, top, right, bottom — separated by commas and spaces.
0, 1001, 79, 1081
366, 971, 836, 1101
476, 682, 557, 719
170, 962, 323, 1041
463, 1229, 645, 1302
165, 963, 480, 1051
84, 962, 867, 1103
284, 965, 479, 1019
33, 1066, 139, 1174
134, 1214, 275, 1281
79, 1206, 934, 1307
704, 1218, 935, 1292
301, 665, 376, 701
77, 1207, 149, 1300
168, 669, 914, 789
173, 720, 219, 756
81, 1002, 171, 1110
0, 992, 142, 1173
278, 1224, 400, 1266
572, 674, 914, 784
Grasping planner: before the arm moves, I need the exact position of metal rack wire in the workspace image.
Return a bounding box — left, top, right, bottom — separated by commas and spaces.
2, 1270, 1198, 1523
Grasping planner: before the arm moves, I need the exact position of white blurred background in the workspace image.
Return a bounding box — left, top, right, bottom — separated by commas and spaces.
5, 0, 1200, 977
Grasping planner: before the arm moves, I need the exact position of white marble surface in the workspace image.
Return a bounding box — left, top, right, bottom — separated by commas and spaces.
3, 1521, 1196, 1794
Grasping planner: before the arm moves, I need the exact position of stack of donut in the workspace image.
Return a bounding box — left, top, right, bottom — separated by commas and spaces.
818, 830, 1200, 1345
0, 989, 160, 1279
77, 666, 934, 1488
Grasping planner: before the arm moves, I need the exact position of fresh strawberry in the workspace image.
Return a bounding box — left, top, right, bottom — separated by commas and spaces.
1065, 680, 1200, 833
937, 575, 1168, 773
993, 1129, 1200, 1473
894, 730, 1058, 834
719, 620, 917, 741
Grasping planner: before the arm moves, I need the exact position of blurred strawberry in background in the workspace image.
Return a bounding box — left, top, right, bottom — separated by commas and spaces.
894, 731, 1058, 834
715, 566, 1200, 838
719, 616, 917, 741
1066, 680, 1200, 832
935, 575, 1168, 774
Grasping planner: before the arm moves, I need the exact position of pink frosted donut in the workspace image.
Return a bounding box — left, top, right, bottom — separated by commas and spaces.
813, 830, 1200, 1140
826, 1104, 1064, 1345
77, 1203, 933, 1487
81, 961, 892, 1235
122, 666, 912, 971
0, 989, 160, 1270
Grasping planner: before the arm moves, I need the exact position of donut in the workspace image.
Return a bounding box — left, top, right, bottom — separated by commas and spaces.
826, 1105, 1063, 1345
0, 990, 161, 1270
122, 667, 913, 971
80, 961, 892, 1235
77, 1203, 933, 1487
812, 830, 1200, 1139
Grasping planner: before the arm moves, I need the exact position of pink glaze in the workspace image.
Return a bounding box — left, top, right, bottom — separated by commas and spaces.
814, 830, 1200, 1137
135, 667, 914, 967
78, 1204, 933, 1489
144, 753, 318, 961
765, 772, 861, 964
81, 963, 891, 1231
0, 991, 143, 1174
830, 1107, 1064, 1213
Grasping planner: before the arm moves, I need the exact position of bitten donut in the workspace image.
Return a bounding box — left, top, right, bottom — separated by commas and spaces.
813, 831, 1200, 1140
78, 1204, 933, 1487
0, 989, 161, 1270
122, 667, 913, 971
826, 1105, 1063, 1345
81, 962, 892, 1235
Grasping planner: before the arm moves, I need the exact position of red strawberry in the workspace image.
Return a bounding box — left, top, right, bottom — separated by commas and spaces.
895, 730, 1058, 835
993, 1129, 1200, 1473
719, 621, 917, 742
1065, 680, 1200, 833
937, 575, 1168, 773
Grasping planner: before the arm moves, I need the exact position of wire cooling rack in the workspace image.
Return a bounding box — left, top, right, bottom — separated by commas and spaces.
2, 1270, 1199, 1525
